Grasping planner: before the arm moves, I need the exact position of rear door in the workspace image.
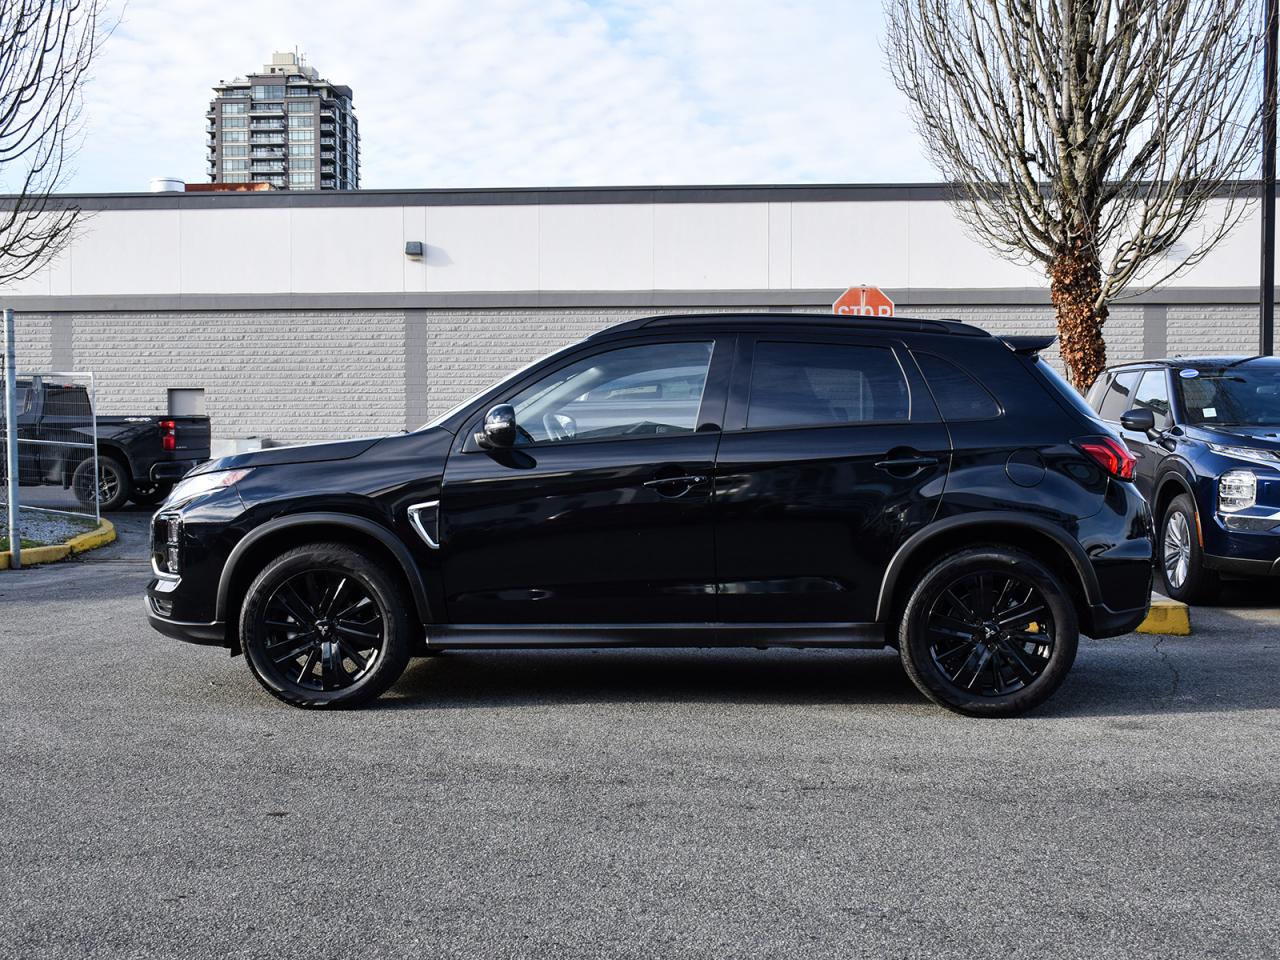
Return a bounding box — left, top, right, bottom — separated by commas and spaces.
712, 333, 950, 623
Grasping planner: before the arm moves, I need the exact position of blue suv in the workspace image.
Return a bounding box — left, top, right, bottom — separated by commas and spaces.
1088, 356, 1280, 602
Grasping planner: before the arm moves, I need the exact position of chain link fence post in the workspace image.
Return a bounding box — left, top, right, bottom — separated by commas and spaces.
3, 307, 20, 569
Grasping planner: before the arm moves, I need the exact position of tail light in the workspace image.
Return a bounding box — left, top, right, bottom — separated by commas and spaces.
1075, 436, 1136, 481
160, 419, 177, 452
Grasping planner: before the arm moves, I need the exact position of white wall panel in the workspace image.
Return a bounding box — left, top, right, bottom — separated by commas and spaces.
539, 205, 653, 290
653, 203, 769, 289
790, 201, 910, 289
425, 205, 539, 291
289, 206, 405, 293
907, 201, 1043, 289
179, 208, 291, 294
72, 209, 181, 295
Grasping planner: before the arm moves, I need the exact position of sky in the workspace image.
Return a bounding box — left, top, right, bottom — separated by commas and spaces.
64, 0, 939, 192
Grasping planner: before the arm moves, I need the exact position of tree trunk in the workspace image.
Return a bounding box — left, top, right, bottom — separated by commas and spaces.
1049, 241, 1109, 391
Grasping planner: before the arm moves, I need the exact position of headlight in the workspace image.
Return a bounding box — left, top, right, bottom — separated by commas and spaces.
1218, 470, 1257, 513
1206, 443, 1280, 468
165, 468, 252, 505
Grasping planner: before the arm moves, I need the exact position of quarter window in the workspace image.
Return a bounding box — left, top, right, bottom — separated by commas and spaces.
746, 341, 908, 429
914, 353, 1000, 421
508, 342, 714, 445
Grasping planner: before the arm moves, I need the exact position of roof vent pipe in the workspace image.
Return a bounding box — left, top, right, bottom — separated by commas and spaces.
149, 177, 185, 193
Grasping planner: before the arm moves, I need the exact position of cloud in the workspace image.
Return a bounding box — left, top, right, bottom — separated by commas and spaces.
67, 0, 938, 191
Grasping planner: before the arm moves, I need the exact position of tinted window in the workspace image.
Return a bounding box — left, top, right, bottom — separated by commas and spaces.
746, 342, 908, 429
1032, 357, 1099, 419
1133, 370, 1171, 426
1176, 363, 1280, 426
510, 341, 713, 444
1097, 370, 1141, 421
914, 353, 1000, 421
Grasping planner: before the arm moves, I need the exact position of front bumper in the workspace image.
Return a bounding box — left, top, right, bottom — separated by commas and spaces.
1204, 554, 1280, 577
145, 593, 226, 645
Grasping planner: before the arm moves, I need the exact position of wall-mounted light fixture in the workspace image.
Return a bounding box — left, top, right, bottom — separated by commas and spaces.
404, 241, 424, 259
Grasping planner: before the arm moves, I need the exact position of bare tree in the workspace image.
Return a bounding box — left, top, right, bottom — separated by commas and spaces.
0, 0, 108, 285
885, 0, 1263, 388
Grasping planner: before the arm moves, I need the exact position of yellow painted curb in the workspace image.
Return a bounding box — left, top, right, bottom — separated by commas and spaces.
0, 518, 115, 569
1135, 598, 1192, 636
66, 518, 116, 554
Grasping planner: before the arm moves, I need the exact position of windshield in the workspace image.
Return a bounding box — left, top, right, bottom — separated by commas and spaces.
1176, 364, 1280, 427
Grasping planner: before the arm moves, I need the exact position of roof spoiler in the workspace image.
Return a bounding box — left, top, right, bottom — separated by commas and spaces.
1002, 334, 1057, 355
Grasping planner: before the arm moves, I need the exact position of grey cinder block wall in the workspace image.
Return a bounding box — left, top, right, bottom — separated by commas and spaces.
4, 302, 1262, 445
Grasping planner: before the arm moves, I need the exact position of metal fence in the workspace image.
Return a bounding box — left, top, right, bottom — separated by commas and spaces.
3, 310, 101, 567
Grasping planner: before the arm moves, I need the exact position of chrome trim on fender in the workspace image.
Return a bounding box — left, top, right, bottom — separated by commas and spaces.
407, 500, 441, 549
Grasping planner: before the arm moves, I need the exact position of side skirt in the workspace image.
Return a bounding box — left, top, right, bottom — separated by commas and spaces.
425, 622, 888, 649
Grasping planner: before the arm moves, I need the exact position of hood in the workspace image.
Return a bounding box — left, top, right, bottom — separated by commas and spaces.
1188, 425, 1280, 453
191, 435, 386, 475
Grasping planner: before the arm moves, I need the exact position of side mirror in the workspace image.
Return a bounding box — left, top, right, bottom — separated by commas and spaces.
1120, 407, 1156, 436
476, 404, 517, 449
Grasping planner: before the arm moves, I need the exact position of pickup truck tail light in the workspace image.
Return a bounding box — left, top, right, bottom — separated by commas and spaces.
160, 419, 177, 452
1074, 436, 1136, 481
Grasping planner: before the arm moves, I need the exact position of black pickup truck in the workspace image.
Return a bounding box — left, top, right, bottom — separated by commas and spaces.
8, 377, 211, 510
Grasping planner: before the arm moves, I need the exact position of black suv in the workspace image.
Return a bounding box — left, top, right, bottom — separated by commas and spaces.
146, 314, 1153, 716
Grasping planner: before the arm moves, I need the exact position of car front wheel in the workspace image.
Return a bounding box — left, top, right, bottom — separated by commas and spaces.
898, 546, 1079, 717
1159, 494, 1219, 604
240, 543, 412, 709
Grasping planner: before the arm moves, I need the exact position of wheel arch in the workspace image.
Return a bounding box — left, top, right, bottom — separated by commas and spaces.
64, 441, 129, 485
1153, 469, 1197, 528
215, 513, 433, 644
876, 513, 1100, 631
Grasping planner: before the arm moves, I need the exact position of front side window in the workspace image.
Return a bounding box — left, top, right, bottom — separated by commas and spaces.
746, 341, 908, 429
1133, 370, 1172, 426
508, 341, 714, 445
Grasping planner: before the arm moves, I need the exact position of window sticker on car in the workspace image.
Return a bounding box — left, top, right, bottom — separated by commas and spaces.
1203, 406, 1217, 418
1180, 369, 1199, 378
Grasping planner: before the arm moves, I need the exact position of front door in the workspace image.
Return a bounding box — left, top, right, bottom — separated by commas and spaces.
439, 337, 731, 625
1122, 368, 1173, 498
713, 335, 951, 623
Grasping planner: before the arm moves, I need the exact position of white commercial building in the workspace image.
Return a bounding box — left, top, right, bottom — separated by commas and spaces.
0, 183, 1269, 445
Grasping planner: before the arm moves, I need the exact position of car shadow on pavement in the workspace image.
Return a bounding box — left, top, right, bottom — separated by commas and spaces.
376, 632, 1280, 719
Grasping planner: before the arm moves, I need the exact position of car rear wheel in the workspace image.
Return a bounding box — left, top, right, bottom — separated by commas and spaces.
1159, 494, 1219, 604
71, 455, 130, 512
898, 547, 1079, 717
240, 543, 412, 709
129, 481, 172, 507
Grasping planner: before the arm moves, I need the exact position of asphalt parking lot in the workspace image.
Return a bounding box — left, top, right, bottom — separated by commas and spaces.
1, 509, 1278, 960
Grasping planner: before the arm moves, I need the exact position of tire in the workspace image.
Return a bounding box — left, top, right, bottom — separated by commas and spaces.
129, 481, 172, 507
898, 546, 1080, 718
71, 455, 131, 512
1158, 494, 1219, 604
239, 542, 412, 709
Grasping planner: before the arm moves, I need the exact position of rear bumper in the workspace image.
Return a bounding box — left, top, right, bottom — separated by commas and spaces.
1086, 600, 1151, 639
150, 459, 203, 482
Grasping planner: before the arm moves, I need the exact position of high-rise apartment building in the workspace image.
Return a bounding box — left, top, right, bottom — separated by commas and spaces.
207, 52, 359, 191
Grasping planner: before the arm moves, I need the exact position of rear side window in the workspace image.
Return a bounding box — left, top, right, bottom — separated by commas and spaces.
1097, 370, 1141, 421
914, 353, 1000, 421
746, 341, 909, 429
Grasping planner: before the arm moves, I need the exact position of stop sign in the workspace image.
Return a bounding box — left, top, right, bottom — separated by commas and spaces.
833, 285, 894, 317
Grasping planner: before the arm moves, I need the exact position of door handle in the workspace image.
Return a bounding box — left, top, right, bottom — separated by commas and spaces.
874, 456, 938, 471
643, 475, 707, 488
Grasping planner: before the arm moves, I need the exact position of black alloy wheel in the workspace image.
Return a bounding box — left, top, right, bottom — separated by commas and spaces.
899, 547, 1078, 717
924, 571, 1054, 696
129, 481, 172, 507
72, 455, 130, 512
240, 543, 411, 708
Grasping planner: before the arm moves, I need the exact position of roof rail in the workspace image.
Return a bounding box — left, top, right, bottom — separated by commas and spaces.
593, 312, 990, 339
